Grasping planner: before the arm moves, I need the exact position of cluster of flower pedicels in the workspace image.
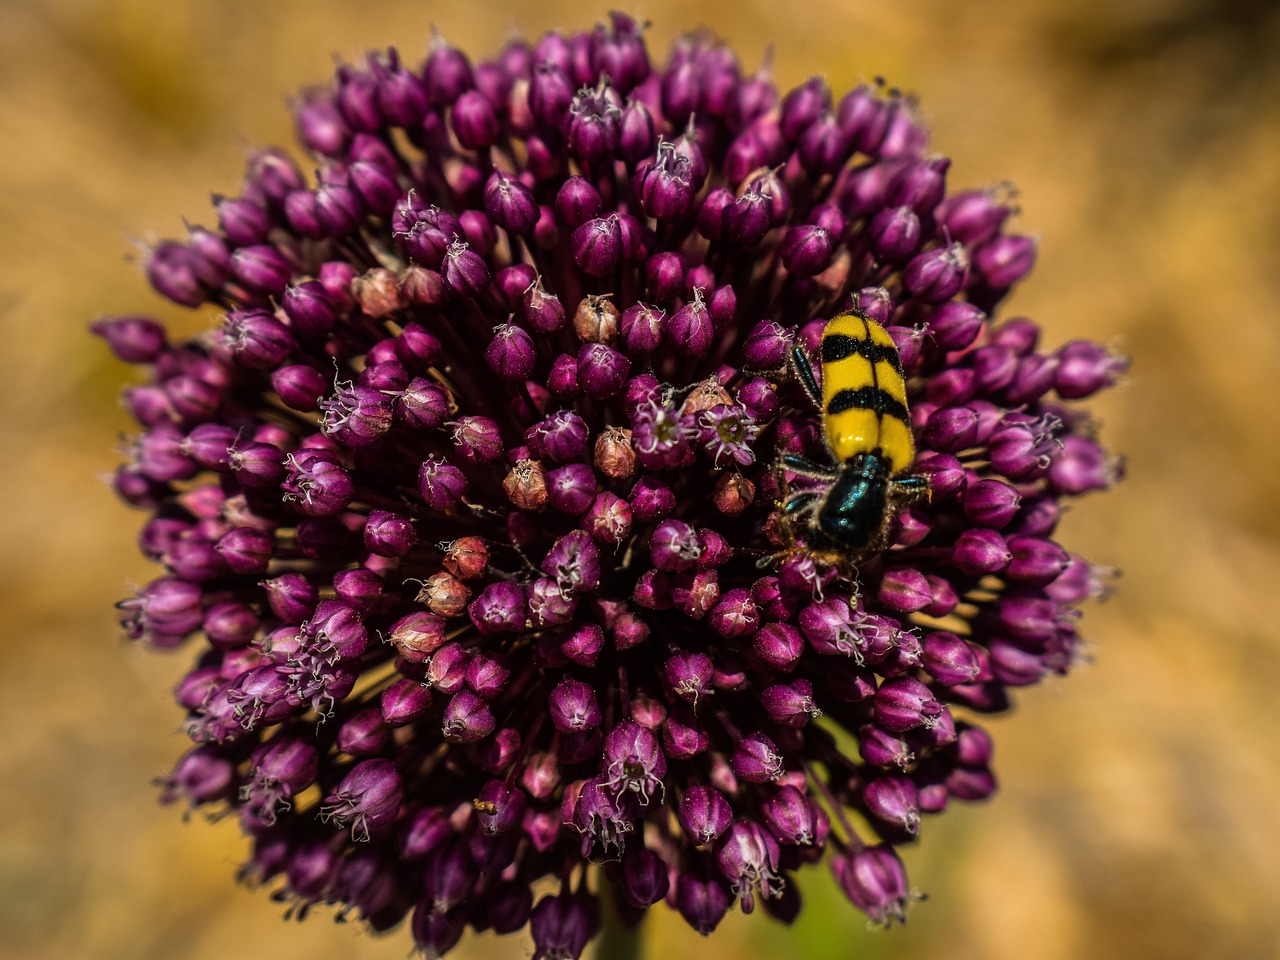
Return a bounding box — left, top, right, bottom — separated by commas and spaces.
99, 15, 1125, 958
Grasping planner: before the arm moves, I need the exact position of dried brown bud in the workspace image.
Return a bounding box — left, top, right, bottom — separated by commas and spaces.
814, 248, 853, 298
352, 267, 405, 317
594, 426, 637, 480
503, 458, 548, 510
714, 472, 756, 516
681, 377, 735, 416
388, 611, 447, 662
573, 294, 620, 344
400, 265, 448, 306
416, 570, 472, 618
441, 536, 490, 580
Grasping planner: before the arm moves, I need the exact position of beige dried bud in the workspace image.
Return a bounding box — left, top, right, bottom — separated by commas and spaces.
714, 472, 757, 516
813, 248, 853, 298
387, 611, 447, 662
573, 294, 620, 343
352, 267, 405, 317
594, 426, 637, 480
416, 570, 472, 618
400, 265, 448, 306
680, 377, 734, 416
503, 458, 548, 510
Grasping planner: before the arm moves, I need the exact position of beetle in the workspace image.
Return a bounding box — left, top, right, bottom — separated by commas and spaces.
773, 308, 931, 569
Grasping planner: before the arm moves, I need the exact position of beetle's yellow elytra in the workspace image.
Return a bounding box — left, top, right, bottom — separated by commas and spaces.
819, 311, 915, 473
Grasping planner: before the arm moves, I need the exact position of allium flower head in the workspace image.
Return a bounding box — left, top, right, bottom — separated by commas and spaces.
100, 14, 1125, 957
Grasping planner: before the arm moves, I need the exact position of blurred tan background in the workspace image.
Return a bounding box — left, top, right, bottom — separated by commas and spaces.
3, 0, 1279, 957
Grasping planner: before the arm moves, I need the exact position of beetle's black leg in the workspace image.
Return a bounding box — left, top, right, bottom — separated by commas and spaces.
790, 345, 822, 409
890, 474, 932, 505
780, 453, 839, 480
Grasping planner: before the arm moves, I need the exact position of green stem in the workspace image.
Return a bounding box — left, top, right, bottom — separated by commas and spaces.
593, 883, 645, 960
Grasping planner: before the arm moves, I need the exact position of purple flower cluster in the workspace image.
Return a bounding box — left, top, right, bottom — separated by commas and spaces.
100, 16, 1125, 957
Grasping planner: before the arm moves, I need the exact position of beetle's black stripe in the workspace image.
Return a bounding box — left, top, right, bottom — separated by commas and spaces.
826, 386, 910, 422
821, 334, 904, 374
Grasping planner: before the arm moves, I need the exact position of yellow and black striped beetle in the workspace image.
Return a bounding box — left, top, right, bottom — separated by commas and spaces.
776, 308, 931, 568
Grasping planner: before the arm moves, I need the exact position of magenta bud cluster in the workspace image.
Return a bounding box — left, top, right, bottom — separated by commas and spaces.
99, 15, 1124, 959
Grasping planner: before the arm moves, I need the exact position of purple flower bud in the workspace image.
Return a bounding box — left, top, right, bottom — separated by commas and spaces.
320, 758, 403, 842
541, 529, 601, 592
575, 343, 630, 399
484, 323, 536, 381
723, 191, 771, 247
396, 378, 451, 431
379, 677, 432, 727
953, 527, 1012, 575
473, 779, 526, 836
229, 244, 293, 296
281, 451, 353, 517
922, 631, 982, 686
666, 288, 714, 355
440, 239, 490, 296
417, 456, 467, 511
935, 188, 1009, 244
922, 405, 979, 452
214, 527, 272, 574
450, 415, 503, 464
903, 243, 969, 302
450, 89, 499, 148
620, 303, 665, 356
222, 309, 293, 369
798, 112, 853, 174
1049, 435, 1121, 491
545, 463, 598, 515
483, 172, 538, 234
716, 819, 783, 914
832, 844, 912, 925
1005, 536, 1070, 586
549, 678, 601, 732
886, 156, 949, 213
267, 364, 325, 411
92, 315, 167, 364
869, 205, 923, 262
468, 581, 526, 635
603, 720, 667, 804
441, 690, 495, 743
963, 478, 1023, 528
145, 241, 205, 307
638, 142, 696, 221
780, 76, 830, 141
676, 867, 733, 935
297, 95, 349, 155
974, 233, 1038, 289
732, 733, 784, 783
858, 723, 915, 768
863, 775, 921, 835
707, 588, 760, 639
321, 382, 393, 447
661, 650, 711, 704
874, 676, 944, 733
616, 846, 669, 908
763, 785, 824, 846
780, 225, 833, 278
460, 649, 509, 699
619, 98, 657, 164
160, 744, 235, 807
529, 893, 597, 960
650, 519, 701, 573
360, 509, 415, 558
1054, 340, 1129, 399
570, 216, 622, 278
